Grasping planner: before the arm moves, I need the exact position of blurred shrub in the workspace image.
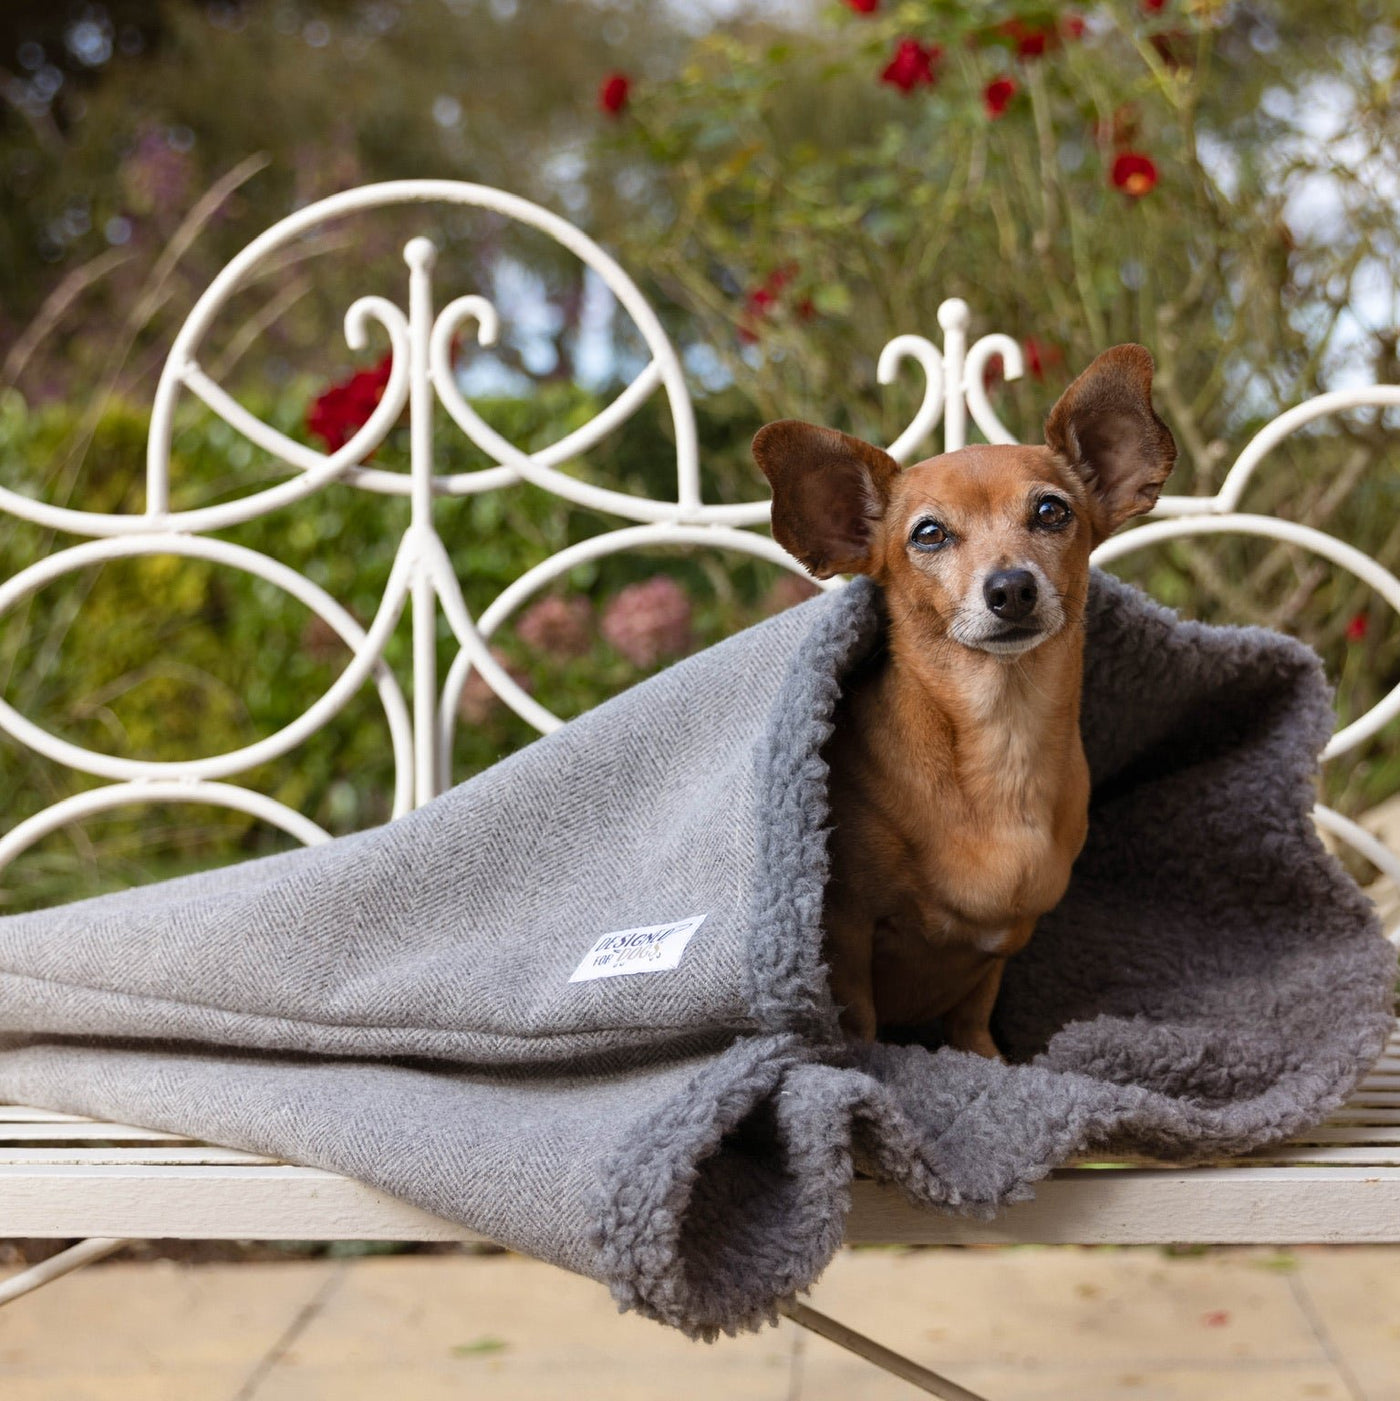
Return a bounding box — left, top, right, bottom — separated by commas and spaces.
2, 0, 1398, 909
582, 0, 1400, 856
0, 377, 821, 909
588, 2, 1400, 446
1, 368, 1395, 911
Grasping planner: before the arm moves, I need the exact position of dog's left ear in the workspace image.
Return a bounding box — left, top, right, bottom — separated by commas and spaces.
1044, 344, 1177, 544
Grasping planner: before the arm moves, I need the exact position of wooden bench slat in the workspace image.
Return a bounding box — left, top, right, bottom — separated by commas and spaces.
0, 1027, 1394, 1244
0, 1160, 1397, 1247
0, 1147, 282, 1167
0, 1163, 484, 1242
1241, 1144, 1400, 1164
1286, 1125, 1400, 1144
845, 1168, 1400, 1246
0, 1123, 198, 1144
0, 1108, 96, 1124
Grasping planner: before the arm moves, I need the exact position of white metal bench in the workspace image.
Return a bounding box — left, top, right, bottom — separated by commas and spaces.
2, 181, 1397, 1400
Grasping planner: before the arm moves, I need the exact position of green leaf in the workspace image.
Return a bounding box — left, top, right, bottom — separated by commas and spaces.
812, 283, 853, 315
452, 1337, 509, 1357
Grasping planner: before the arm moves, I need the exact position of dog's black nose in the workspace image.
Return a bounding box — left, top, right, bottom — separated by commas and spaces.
984, 568, 1038, 622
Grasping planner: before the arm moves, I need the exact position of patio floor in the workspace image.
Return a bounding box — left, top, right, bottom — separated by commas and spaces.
2, 1243, 1398, 1400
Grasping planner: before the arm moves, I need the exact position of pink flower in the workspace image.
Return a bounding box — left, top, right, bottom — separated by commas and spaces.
602, 576, 693, 668
1062, 14, 1087, 40
598, 73, 630, 116
1346, 613, 1369, 643
517, 594, 594, 659
120, 127, 193, 219
301, 614, 346, 664
763, 574, 821, 616
844, 0, 879, 11
459, 647, 532, 726
881, 38, 941, 94
1111, 151, 1159, 198
983, 76, 1017, 118
306, 355, 393, 452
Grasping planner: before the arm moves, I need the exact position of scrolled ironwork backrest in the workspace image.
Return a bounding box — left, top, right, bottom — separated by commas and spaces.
1, 179, 1396, 942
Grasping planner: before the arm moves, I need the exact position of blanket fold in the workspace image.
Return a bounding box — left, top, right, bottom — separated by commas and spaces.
0, 571, 1394, 1336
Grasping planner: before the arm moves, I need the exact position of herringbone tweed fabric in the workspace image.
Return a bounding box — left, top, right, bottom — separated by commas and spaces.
0, 573, 1393, 1336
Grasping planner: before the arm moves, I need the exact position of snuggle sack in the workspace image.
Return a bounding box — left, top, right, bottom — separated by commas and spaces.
0, 571, 1392, 1337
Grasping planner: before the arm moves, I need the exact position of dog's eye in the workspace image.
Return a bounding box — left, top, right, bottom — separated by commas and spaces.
1033, 497, 1071, 529
910, 520, 949, 551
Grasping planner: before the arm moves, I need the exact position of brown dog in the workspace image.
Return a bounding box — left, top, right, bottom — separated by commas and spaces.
753, 345, 1177, 1056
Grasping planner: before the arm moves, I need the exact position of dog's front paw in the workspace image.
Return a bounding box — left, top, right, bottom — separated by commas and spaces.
945, 1026, 1003, 1061
837, 997, 878, 1044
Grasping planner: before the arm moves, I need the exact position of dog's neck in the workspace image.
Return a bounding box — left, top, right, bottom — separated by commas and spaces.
870, 608, 1086, 819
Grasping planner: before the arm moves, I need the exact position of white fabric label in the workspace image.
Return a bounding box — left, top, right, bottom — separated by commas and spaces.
568, 914, 709, 983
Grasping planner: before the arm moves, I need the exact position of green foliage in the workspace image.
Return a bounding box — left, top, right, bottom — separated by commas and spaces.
0, 378, 807, 909
589, 1, 1400, 453
582, 0, 1400, 865
2, 0, 1397, 910
451, 1337, 509, 1357
0, 0, 682, 401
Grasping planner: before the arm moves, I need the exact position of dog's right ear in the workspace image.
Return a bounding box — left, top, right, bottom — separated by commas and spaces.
752, 421, 900, 579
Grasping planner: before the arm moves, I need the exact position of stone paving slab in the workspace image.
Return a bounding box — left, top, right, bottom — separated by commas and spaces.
0, 1257, 329, 1395
1292, 1248, 1400, 1401
0, 1244, 1394, 1399
798, 1356, 1354, 1401
253, 1253, 792, 1401
802, 1246, 1326, 1371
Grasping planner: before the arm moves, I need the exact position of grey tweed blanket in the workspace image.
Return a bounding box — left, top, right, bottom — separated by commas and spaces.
0, 571, 1394, 1336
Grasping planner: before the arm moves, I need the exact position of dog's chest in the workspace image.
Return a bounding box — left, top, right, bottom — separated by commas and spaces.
825, 662, 1088, 930
860, 744, 1084, 935
925, 809, 1070, 928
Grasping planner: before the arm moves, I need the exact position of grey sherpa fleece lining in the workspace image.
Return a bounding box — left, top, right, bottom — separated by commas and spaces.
0, 570, 1393, 1338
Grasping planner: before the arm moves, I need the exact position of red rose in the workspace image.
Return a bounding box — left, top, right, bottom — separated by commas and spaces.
983, 76, 1017, 118
1346, 613, 1369, 643
598, 73, 630, 116
306, 355, 393, 452
844, 0, 879, 11
997, 18, 1056, 58
1062, 13, 1087, 39
881, 38, 941, 94
765, 263, 797, 292
1111, 151, 1159, 197
1023, 337, 1064, 381
739, 265, 803, 342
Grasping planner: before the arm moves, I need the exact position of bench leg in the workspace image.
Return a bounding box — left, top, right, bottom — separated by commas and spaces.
0, 1237, 132, 1308
779, 1298, 991, 1400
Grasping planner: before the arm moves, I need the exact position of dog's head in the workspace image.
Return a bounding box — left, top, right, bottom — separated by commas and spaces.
752, 344, 1176, 658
